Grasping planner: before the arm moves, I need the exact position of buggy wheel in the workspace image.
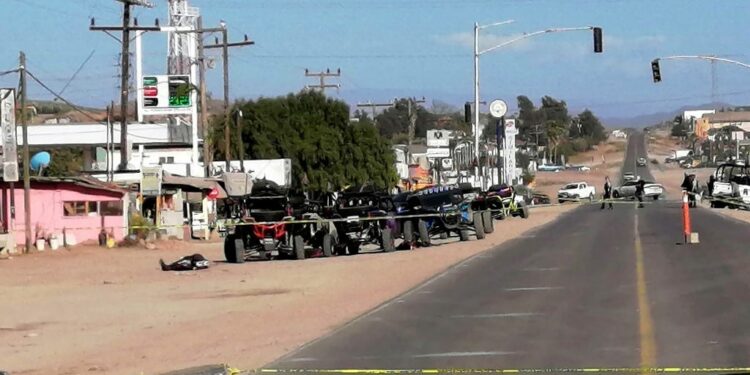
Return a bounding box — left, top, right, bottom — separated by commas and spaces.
382, 227, 395, 252
418, 219, 431, 246
473, 212, 485, 240
322, 234, 333, 257
459, 229, 470, 241
403, 220, 415, 243
224, 236, 245, 264
481, 210, 494, 234
519, 201, 529, 219
347, 241, 360, 255
294, 235, 305, 260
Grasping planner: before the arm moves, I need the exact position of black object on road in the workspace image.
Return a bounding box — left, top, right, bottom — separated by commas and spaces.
160, 254, 210, 271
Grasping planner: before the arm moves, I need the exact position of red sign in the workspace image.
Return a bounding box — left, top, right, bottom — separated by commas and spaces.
207, 187, 220, 200
144, 87, 158, 97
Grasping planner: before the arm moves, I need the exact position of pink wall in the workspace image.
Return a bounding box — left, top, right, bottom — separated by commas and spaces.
2, 183, 127, 247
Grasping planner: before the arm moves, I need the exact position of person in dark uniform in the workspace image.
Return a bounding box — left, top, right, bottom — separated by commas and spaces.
601, 176, 613, 210
635, 179, 646, 208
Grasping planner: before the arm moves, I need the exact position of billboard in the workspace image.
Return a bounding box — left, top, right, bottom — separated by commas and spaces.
0, 89, 18, 182
139, 75, 193, 116
426, 129, 454, 147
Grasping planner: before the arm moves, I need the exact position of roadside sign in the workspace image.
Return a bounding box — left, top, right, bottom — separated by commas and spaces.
426, 129, 453, 147
141, 166, 163, 196
426, 148, 451, 158
489, 99, 507, 118
505, 118, 518, 136
139, 74, 193, 116
0, 89, 18, 182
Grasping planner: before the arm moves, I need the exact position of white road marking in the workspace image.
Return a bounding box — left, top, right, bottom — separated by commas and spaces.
504, 286, 564, 291
411, 351, 519, 358
286, 357, 319, 362
522, 267, 560, 271
451, 313, 542, 318
416, 290, 433, 294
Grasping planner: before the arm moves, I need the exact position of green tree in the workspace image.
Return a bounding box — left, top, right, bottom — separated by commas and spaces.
44, 148, 83, 176
211, 91, 397, 191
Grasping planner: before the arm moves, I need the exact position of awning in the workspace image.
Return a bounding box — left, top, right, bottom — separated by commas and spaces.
161, 172, 228, 199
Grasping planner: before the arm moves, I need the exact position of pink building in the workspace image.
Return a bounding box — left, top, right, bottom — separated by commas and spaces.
0, 177, 128, 251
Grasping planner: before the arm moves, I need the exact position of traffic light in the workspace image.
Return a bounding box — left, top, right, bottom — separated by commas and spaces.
593, 27, 603, 53
651, 59, 662, 83
464, 102, 472, 124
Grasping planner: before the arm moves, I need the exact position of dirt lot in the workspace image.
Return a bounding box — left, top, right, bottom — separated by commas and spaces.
646, 129, 713, 199
532, 138, 627, 200
0, 205, 574, 375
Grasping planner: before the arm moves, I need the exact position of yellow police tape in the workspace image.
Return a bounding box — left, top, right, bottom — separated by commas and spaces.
226, 367, 750, 374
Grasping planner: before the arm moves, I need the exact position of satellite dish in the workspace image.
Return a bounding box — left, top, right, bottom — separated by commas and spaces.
30, 151, 51, 171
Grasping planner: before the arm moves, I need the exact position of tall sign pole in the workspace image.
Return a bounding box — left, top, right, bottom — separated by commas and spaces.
488, 99, 507, 186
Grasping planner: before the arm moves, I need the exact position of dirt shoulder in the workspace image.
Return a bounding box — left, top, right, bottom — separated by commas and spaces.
0, 205, 574, 375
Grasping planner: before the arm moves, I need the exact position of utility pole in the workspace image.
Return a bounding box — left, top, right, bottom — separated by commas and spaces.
356, 100, 394, 125
406, 97, 426, 153
19, 51, 31, 254
204, 25, 254, 169
90, 0, 156, 171
304, 68, 341, 92
196, 17, 210, 176
236, 109, 244, 172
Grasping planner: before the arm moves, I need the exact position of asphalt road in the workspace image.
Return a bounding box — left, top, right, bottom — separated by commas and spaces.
270, 132, 750, 373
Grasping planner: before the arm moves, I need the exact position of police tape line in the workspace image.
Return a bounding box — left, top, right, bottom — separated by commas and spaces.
6, 198, 658, 234
221, 367, 750, 374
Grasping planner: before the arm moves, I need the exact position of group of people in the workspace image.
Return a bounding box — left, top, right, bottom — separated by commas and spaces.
600, 176, 647, 210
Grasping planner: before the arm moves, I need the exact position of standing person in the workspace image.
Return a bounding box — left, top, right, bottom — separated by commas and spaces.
708, 174, 716, 197
635, 178, 646, 208
601, 176, 613, 210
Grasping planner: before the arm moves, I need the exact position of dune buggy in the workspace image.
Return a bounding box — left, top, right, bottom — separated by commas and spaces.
223, 180, 333, 263
396, 184, 486, 246
329, 184, 396, 255
483, 184, 530, 220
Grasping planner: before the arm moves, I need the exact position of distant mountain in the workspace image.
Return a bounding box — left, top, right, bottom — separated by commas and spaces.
601, 102, 734, 128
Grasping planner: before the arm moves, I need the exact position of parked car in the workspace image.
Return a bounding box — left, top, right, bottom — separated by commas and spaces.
612, 180, 664, 200
711, 162, 750, 208
557, 182, 596, 203
637, 157, 647, 167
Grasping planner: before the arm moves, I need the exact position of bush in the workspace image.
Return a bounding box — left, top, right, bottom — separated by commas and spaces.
129, 213, 155, 240
522, 170, 536, 185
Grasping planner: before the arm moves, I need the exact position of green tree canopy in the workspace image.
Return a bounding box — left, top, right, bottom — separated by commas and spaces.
210, 91, 397, 191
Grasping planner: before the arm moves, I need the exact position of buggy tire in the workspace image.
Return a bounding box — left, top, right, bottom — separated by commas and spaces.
519, 201, 529, 219
224, 236, 245, 264
382, 227, 395, 252
347, 241, 360, 255
294, 235, 305, 260
473, 212, 485, 240
322, 234, 333, 257
403, 220, 415, 243
418, 219, 431, 246
459, 229, 470, 241
481, 210, 494, 233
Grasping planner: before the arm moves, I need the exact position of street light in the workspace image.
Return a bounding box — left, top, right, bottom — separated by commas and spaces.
472, 21, 603, 188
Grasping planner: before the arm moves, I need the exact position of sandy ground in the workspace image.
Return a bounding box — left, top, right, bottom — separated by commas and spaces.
0, 205, 574, 375
532, 138, 627, 199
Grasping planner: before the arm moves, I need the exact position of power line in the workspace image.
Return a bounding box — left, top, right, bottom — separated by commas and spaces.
59, 49, 97, 96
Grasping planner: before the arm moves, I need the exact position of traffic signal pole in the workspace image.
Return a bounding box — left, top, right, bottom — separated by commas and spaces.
472, 21, 601, 188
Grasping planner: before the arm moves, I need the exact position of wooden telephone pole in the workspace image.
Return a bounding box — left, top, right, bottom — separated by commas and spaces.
304, 68, 341, 92
18, 51, 31, 254
203, 25, 254, 170
90, 0, 156, 171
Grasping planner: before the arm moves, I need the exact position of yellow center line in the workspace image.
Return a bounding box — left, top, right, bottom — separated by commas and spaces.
635, 213, 657, 373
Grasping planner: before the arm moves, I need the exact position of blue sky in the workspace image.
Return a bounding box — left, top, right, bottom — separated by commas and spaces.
2, 0, 750, 119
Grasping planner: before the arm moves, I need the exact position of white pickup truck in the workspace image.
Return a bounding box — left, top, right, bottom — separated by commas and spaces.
557, 182, 597, 203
